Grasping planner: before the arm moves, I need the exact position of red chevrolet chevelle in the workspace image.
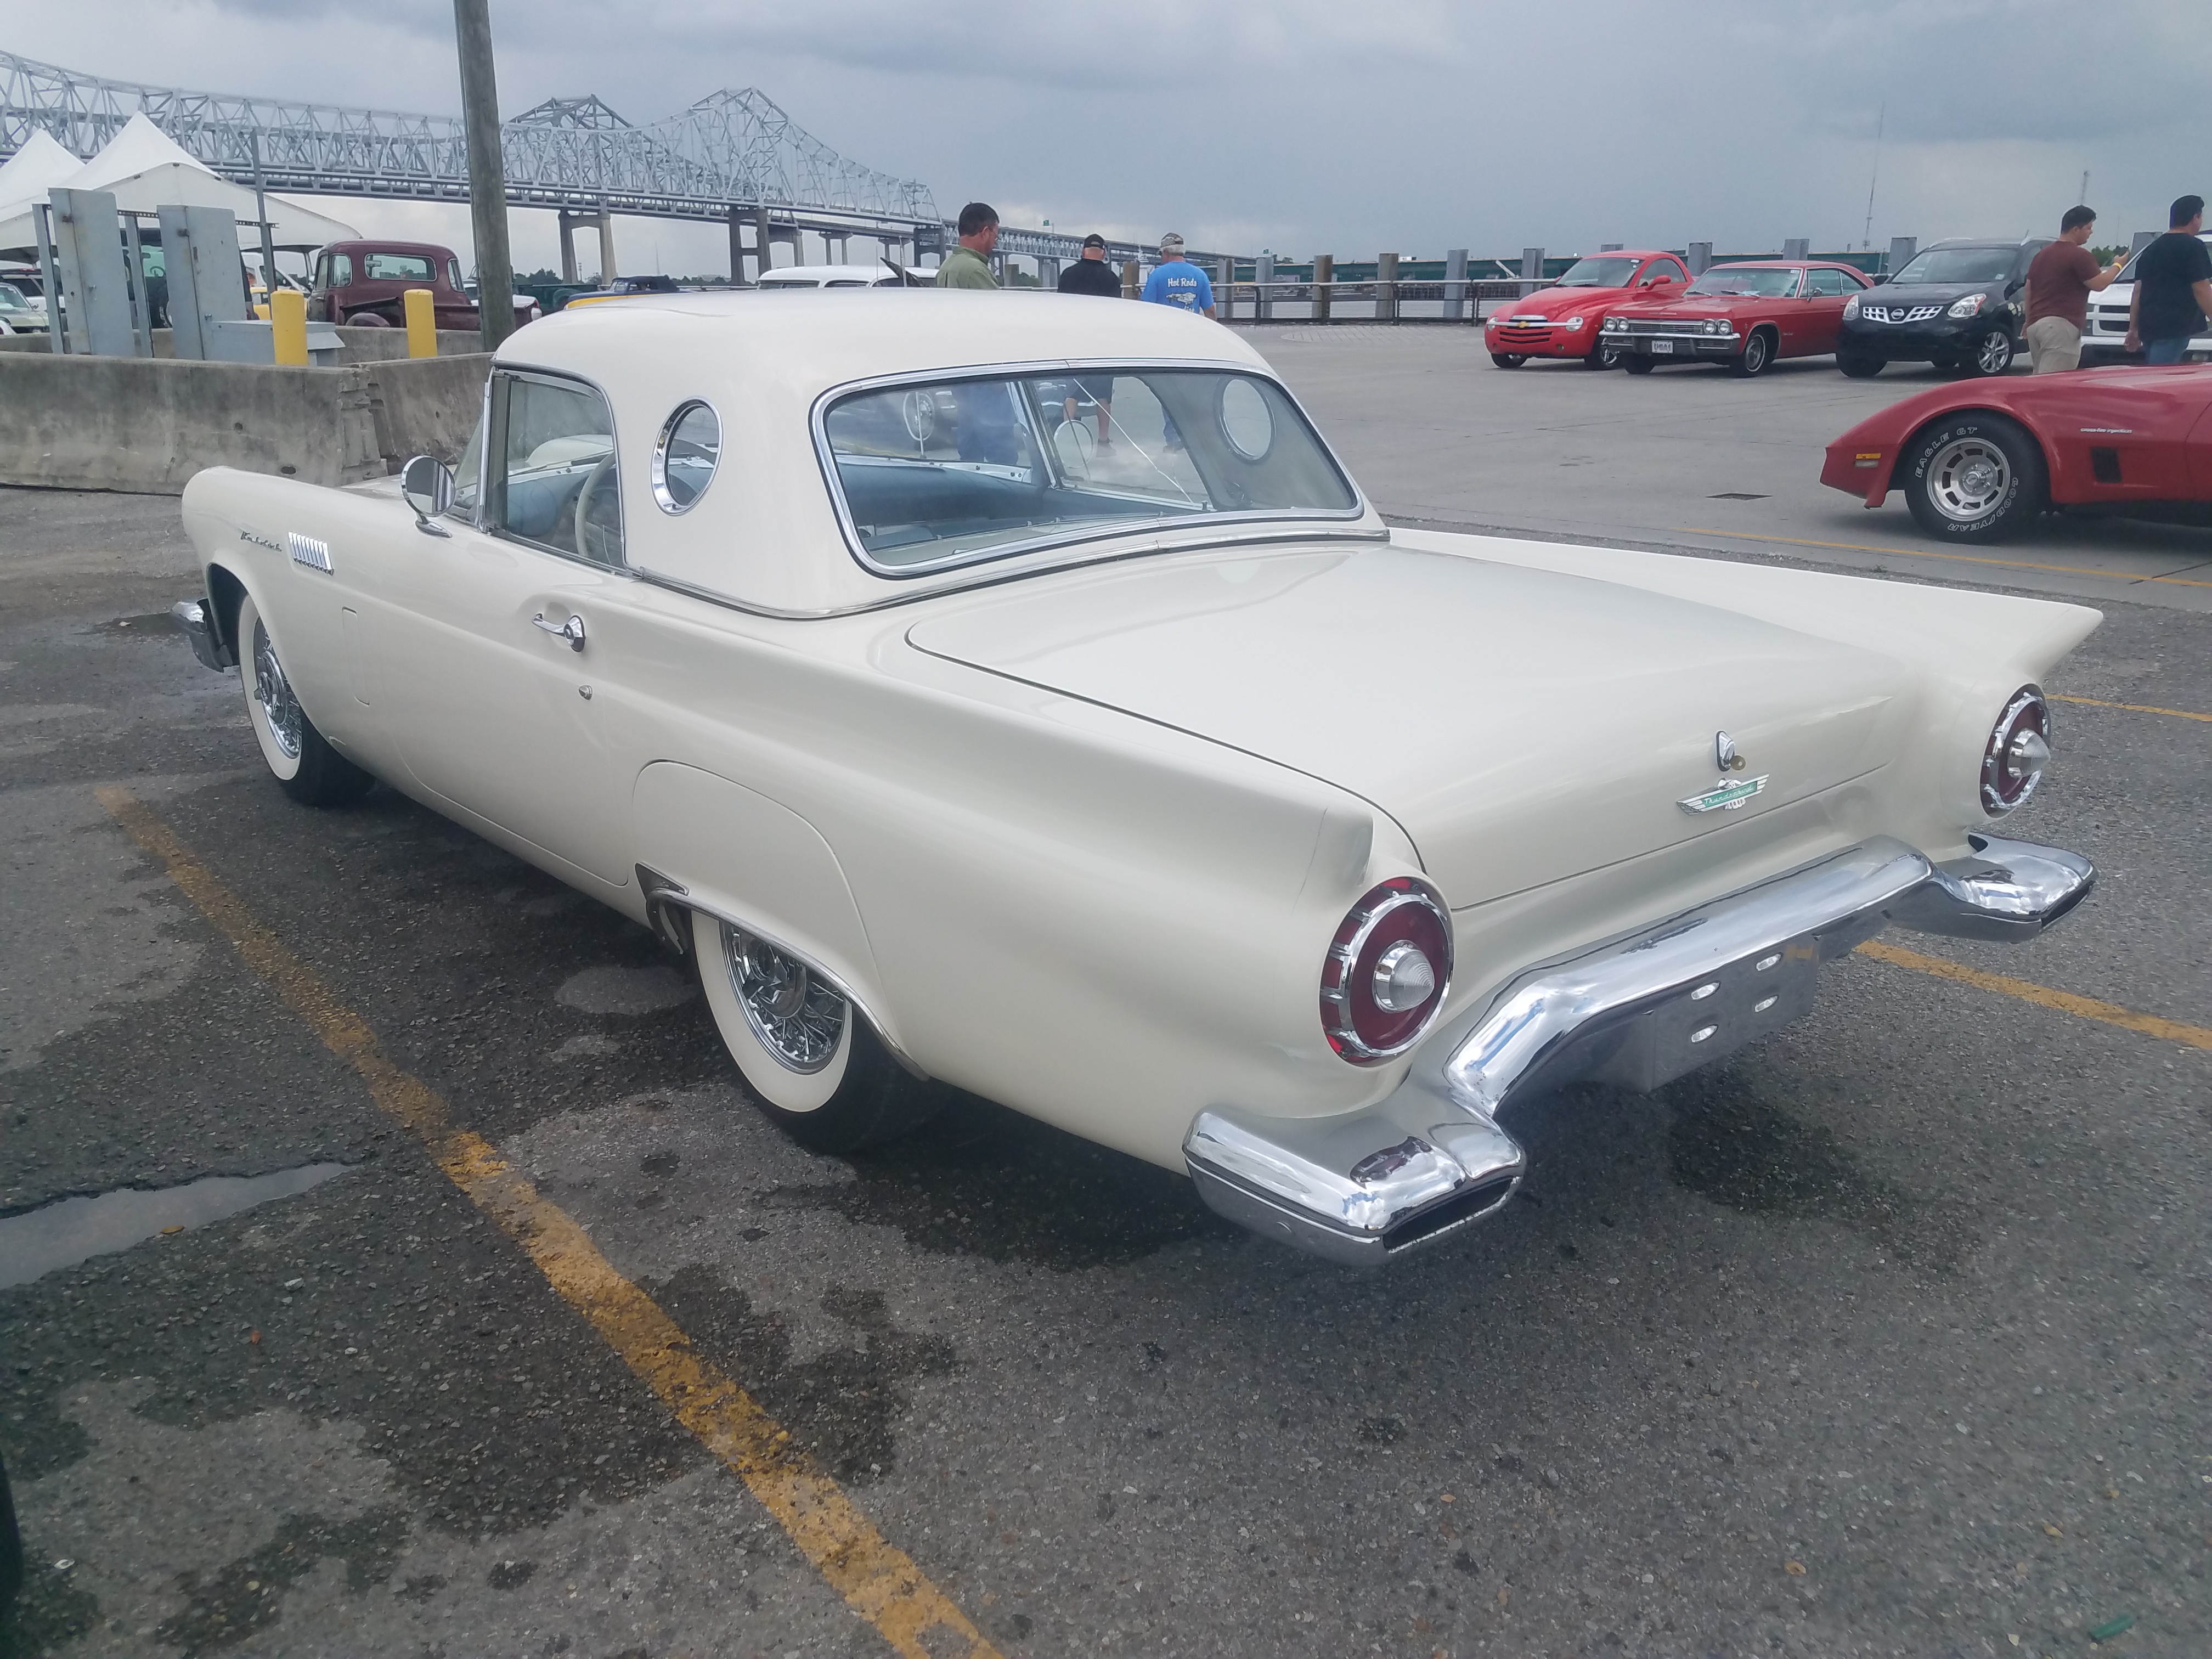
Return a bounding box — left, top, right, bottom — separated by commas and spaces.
1482, 250, 1690, 369
1821, 364, 2212, 542
1601, 261, 1872, 377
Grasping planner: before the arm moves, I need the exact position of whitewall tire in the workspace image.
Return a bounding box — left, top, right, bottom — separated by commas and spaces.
238, 591, 374, 807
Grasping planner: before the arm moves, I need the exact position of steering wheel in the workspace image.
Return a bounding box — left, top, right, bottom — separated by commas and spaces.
572, 455, 620, 564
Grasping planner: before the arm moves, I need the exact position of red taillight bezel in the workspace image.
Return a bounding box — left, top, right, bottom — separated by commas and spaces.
1981, 685, 2051, 816
1320, 877, 1453, 1064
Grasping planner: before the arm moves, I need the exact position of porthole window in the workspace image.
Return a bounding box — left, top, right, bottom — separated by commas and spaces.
1217, 376, 1274, 461
652, 400, 721, 514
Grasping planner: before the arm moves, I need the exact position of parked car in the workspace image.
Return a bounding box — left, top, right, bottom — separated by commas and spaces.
756, 263, 918, 290
0, 268, 54, 332
559, 274, 691, 310
307, 240, 539, 330
2080, 232, 2212, 364
1601, 261, 1873, 376
1835, 238, 2047, 379
169, 291, 2096, 1267
0, 279, 46, 334
1820, 359, 2212, 542
1481, 250, 1691, 369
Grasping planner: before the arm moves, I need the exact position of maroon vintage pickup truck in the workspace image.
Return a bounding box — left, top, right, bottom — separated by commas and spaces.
307, 239, 538, 330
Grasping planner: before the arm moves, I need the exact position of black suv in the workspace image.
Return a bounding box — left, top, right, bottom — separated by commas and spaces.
1833, 237, 2049, 378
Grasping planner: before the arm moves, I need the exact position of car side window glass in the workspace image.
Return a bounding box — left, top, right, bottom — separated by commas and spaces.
451, 405, 486, 520
1645, 261, 1685, 285
1808, 269, 1850, 297
331, 253, 352, 286
488, 372, 624, 568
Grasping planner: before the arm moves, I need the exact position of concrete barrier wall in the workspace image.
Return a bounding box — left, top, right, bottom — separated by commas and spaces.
0, 325, 484, 363
0, 351, 490, 495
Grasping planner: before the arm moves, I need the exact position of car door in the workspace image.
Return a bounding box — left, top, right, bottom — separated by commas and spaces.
1799, 268, 1857, 354
371, 368, 637, 888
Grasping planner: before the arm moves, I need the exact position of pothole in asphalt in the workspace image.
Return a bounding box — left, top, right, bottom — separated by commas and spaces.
0, 1163, 352, 1288
554, 963, 695, 1015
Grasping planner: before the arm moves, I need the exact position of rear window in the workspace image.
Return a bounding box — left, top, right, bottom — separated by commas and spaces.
362, 252, 436, 282
820, 368, 1359, 575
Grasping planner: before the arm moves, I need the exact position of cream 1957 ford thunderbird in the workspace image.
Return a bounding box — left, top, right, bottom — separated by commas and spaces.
172, 291, 2096, 1266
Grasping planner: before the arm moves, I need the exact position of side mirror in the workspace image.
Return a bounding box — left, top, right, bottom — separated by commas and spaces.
401, 454, 455, 537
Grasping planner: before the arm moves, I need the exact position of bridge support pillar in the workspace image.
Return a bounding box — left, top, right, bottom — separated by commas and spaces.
755, 204, 774, 276
727, 206, 748, 285
557, 210, 591, 283
596, 206, 617, 283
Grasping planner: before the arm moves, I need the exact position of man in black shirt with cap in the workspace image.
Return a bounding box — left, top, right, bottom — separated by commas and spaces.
1057, 234, 1122, 447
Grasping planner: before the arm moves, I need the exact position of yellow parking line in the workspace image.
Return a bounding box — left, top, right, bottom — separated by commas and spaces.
1677, 527, 2212, 589
1856, 938, 2212, 1050
2049, 693, 2212, 724
95, 786, 1000, 1659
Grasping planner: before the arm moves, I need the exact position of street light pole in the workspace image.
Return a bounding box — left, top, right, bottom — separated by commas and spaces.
454, 0, 515, 352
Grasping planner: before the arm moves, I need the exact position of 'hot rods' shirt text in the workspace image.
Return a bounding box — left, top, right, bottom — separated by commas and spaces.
1140, 261, 1214, 314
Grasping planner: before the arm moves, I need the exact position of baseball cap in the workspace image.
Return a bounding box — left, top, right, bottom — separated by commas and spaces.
1159, 233, 1185, 254
1081, 233, 1105, 249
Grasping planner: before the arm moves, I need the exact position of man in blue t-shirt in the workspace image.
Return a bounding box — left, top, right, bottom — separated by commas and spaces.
1139, 234, 1216, 318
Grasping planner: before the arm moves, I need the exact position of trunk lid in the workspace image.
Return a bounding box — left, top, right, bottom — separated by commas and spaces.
906, 540, 1906, 906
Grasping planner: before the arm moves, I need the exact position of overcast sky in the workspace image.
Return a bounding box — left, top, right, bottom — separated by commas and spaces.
12, 0, 2209, 276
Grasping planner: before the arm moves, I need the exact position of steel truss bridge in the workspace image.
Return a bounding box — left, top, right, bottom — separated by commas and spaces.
0, 50, 940, 244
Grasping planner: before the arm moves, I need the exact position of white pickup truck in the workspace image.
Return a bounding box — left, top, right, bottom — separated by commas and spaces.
2081, 231, 2212, 362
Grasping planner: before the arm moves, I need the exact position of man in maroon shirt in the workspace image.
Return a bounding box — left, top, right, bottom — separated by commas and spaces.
2024, 206, 2125, 373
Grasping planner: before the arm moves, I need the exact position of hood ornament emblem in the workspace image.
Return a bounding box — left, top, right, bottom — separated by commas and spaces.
1682, 731, 1764, 815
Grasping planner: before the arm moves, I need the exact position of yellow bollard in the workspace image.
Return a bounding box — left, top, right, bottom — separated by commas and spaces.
403, 287, 437, 358
254, 302, 270, 321
270, 290, 308, 365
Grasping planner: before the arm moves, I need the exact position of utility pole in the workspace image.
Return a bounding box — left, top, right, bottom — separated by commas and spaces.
454, 0, 516, 351
248, 129, 278, 306
2079, 170, 2090, 205
1860, 100, 1884, 250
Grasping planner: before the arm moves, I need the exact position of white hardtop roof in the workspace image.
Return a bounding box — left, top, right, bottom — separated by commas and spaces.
757, 263, 906, 284
491, 289, 1367, 618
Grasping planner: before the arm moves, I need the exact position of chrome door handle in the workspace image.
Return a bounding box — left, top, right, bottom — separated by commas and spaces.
533, 612, 585, 652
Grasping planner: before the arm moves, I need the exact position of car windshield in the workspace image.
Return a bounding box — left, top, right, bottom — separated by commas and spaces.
363, 252, 436, 282
1892, 247, 2016, 285
1686, 267, 1801, 297
1554, 257, 1638, 289
0, 283, 29, 313
2117, 233, 2212, 283
821, 368, 1359, 573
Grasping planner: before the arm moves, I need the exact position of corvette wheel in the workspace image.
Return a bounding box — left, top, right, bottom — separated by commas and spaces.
238, 592, 375, 806
1622, 355, 1656, 375
1488, 352, 1527, 369
1959, 329, 2016, 377
1901, 414, 2046, 543
1836, 351, 1884, 379
691, 909, 938, 1152
1730, 329, 1775, 377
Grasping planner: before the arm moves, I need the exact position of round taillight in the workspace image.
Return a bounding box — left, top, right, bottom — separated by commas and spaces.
1320, 877, 1453, 1064
1982, 685, 2051, 815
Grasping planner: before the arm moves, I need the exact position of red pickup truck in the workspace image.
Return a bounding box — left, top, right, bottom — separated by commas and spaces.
307, 239, 538, 330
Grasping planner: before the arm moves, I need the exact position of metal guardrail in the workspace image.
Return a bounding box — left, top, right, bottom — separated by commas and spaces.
1212, 278, 1536, 324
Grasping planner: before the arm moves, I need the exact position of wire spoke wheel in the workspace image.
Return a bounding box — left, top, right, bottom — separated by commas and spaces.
723, 923, 846, 1073
1924, 436, 2013, 524
252, 618, 304, 761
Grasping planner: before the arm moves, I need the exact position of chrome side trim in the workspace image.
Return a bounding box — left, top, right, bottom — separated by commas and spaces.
630, 862, 929, 1080
171, 596, 233, 672
1890, 834, 2095, 942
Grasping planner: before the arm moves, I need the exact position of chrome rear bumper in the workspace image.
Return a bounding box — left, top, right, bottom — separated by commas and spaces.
1186, 833, 2092, 1267
172, 596, 233, 672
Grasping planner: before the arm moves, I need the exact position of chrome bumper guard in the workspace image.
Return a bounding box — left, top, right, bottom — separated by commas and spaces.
1186, 833, 2093, 1267
172, 596, 233, 672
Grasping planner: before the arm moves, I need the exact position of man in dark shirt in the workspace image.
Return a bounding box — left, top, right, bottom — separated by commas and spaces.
2126, 194, 2212, 365
1057, 235, 1121, 447
2024, 205, 2125, 372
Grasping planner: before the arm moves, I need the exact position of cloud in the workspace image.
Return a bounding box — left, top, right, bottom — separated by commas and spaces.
8, 0, 2205, 261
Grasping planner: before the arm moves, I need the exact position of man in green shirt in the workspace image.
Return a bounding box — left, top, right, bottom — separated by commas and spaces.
935, 202, 1000, 289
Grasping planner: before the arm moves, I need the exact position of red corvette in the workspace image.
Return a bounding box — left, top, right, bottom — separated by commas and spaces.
1482, 250, 1690, 369
1600, 261, 1873, 377
1821, 364, 2212, 543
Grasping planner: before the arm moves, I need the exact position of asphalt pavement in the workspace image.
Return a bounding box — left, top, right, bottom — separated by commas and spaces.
2, 332, 2208, 1659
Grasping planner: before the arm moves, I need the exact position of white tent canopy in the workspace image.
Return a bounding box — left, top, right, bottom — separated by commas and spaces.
0, 129, 84, 228
0, 114, 357, 253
